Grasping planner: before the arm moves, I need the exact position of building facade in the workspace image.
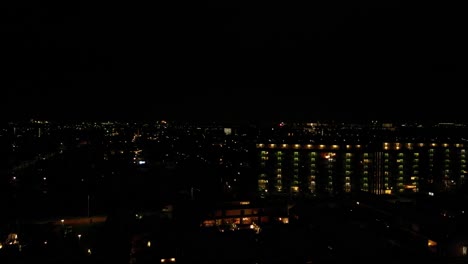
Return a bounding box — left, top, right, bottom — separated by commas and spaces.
257, 142, 467, 196
200, 200, 291, 229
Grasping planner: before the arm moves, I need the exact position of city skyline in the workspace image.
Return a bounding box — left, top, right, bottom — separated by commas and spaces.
3, 3, 467, 260
2, 109, 468, 263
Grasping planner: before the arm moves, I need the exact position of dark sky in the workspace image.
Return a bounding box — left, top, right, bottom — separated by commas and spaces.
4, 3, 467, 122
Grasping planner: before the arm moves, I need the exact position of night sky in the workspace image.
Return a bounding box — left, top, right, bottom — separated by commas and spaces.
4, 3, 467, 122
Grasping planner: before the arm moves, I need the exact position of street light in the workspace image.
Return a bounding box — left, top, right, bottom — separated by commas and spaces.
78, 234, 82, 241
190, 187, 200, 200
60, 219, 65, 237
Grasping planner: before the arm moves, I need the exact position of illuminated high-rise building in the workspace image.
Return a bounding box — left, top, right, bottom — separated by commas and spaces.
256, 142, 467, 196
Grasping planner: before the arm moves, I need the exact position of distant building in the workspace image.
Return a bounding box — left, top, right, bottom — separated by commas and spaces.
256, 142, 467, 196
200, 200, 291, 229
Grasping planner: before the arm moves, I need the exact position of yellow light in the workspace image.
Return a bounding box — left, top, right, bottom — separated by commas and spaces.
332, 145, 338, 149
170, 258, 176, 262
147, 241, 151, 247
307, 144, 312, 148
270, 144, 276, 148
319, 145, 325, 149
294, 144, 300, 148
427, 240, 437, 247
282, 144, 287, 148
346, 145, 350, 149
443, 143, 448, 147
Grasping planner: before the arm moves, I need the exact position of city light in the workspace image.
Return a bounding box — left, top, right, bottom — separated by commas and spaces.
5, 119, 468, 262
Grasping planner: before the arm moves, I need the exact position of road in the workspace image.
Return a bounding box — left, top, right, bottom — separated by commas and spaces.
37, 215, 107, 226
